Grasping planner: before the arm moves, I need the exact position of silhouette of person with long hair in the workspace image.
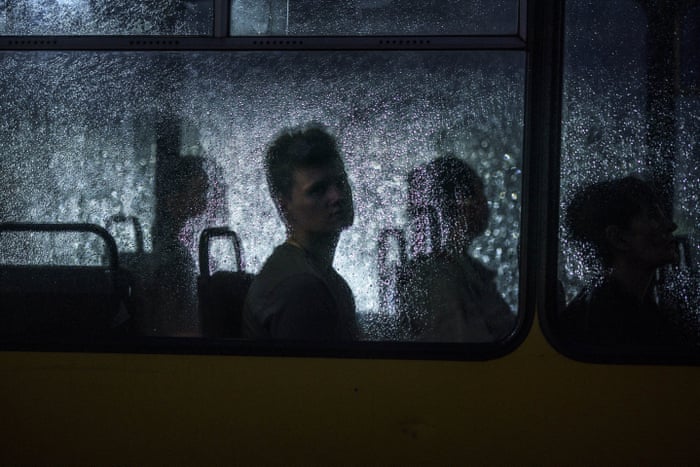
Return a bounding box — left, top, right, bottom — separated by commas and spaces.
398, 155, 514, 342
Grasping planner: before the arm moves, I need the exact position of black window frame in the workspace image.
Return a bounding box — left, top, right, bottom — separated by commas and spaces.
0, 0, 562, 361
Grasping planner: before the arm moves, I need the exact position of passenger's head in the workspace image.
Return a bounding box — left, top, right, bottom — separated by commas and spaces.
265, 123, 354, 235
408, 155, 488, 252
565, 176, 678, 269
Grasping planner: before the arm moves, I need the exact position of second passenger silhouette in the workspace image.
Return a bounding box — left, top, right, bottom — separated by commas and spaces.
398, 156, 515, 342
242, 123, 359, 340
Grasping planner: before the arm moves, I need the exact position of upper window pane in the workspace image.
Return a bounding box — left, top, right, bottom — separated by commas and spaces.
230, 0, 520, 36
0, 50, 523, 345
557, 0, 700, 356
0, 1, 213, 35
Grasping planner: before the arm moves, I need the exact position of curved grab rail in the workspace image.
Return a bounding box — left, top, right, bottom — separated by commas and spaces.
377, 228, 408, 315
198, 227, 244, 278
378, 228, 408, 268
0, 222, 120, 270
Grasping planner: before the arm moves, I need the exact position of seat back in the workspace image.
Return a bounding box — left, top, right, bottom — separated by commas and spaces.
0, 223, 130, 338
104, 214, 152, 334
197, 227, 254, 338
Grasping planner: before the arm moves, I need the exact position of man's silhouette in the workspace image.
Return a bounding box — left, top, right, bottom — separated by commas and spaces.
242, 124, 358, 340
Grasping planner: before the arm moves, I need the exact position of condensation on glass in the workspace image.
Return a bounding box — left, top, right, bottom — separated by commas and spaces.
230, 0, 520, 36
681, 5, 700, 94
0, 51, 524, 341
558, 0, 700, 351
0, 0, 213, 35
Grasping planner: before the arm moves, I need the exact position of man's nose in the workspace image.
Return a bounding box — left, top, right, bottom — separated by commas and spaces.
655, 205, 677, 232
661, 212, 678, 233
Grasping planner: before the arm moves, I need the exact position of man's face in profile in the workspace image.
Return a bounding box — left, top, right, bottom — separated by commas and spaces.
282, 159, 354, 236
612, 201, 679, 270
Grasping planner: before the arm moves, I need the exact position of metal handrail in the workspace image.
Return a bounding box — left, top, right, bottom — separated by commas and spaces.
0, 222, 120, 270
198, 227, 244, 277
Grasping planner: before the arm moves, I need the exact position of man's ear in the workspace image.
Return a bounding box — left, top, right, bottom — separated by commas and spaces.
605, 225, 629, 252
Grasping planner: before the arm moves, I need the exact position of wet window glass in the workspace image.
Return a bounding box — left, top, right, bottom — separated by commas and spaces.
557, 0, 700, 355
681, 5, 700, 94
230, 0, 520, 36
0, 1, 213, 35
0, 51, 524, 343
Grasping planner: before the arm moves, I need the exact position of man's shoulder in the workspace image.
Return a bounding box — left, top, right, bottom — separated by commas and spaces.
404, 252, 492, 286
569, 277, 628, 311
246, 244, 330, 306
261, 243, 311, 270
252, 243, 315, 283
242, 243, 357, 340
405, 252, 453, 277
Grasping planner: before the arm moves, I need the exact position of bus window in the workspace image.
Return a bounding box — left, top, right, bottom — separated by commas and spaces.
0, 43, 525, 354
230, 0, 520, 36
554, 0, 700, 359
0, 1, 214, 36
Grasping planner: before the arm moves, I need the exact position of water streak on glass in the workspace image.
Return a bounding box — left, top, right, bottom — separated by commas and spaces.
561, 0, 649, 295
681, 5, 700, 93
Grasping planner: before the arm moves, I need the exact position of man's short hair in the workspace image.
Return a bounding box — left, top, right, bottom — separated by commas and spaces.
265, 123, 342, 203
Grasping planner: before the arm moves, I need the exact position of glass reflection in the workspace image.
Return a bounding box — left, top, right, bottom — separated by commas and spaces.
395, 156, 515, 342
